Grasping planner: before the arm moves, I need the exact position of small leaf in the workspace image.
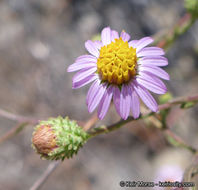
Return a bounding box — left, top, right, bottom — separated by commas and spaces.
185, 0, 198, 18
181, 101, 196, 109
166, 135, 181, 147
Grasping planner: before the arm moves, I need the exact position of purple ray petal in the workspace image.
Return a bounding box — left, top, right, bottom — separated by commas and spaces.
136, 37, 154, 53
128, 40, 138, 48
139, 65, 170, 80
120, 31, 130, 42
72, 74, 98, 89
85, 40, 99, 58
87, 83, 107, 113
133, 81, 158, 112
87, 80, 101, 111
138, 56, 168, 67
137, 47, 165, 57
101, 27, 111, 46
94, 41, 103, 50
113, 86, 121, 115
73, 67, 97, 83
97, 86, 113, 120
67, 61, 96, 72
86, 79, 100, 105
139, 71, 167, 89
111, 30, 119, 41
136, 74, 167, 94
120, 84, 131, 120
130, 86, 140, 119
75, 55, 97, 62
68, 55, 97, 72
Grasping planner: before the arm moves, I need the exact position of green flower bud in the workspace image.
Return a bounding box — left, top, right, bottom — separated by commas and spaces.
159, 92, 173, 104
185, 0, 198, 18
32, 117, 90, 160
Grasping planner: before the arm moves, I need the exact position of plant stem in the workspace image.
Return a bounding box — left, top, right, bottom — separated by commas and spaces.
0, 108, 38, 124
29, 161, 60, 190
155, 13, 196, 50
0, 122, 29, 144
88, 94, 198, 137
164, 129, 197, 154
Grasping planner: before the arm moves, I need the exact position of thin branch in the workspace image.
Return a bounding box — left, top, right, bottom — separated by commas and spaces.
154, 13, 196, 50
183, 154, 198, 185
88, 113, 153, 137
0, 122, 29, 144
29, 161, 60, 190
164, 129, 197, 154
0, 108, 38, 124
83, 112, 98, 131
88, 93, 198, 136
158, 94, 198, 110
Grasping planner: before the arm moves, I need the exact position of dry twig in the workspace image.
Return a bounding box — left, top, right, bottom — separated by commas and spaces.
29, 161, 60, 190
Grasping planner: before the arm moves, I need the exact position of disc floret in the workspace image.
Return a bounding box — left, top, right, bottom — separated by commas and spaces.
97, 37, 137, 85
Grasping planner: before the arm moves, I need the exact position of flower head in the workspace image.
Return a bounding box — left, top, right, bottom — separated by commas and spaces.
154, 165, 183, 190
68, 27, 169, 120
32, 117, 90, 160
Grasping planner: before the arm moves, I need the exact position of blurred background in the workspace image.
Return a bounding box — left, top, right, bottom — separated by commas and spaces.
0, 0, 198, 189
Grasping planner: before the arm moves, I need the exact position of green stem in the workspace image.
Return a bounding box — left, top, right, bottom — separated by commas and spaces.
155, 13, 196, 50
88, 94, 198, 137
164, 129, 197, 154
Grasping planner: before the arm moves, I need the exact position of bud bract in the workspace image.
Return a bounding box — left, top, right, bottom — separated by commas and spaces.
32, 117, 90, 160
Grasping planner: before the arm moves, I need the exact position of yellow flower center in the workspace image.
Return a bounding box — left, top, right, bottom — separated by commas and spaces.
97, 37, 137, 85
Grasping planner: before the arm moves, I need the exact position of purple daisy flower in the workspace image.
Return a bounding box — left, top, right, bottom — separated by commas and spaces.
68, 27, 169, 120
